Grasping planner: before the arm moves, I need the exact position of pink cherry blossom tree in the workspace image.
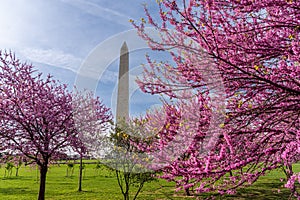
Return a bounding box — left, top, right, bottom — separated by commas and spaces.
0, 51, 112, 200
72, 90, 112, 192
132, 0, 300, 198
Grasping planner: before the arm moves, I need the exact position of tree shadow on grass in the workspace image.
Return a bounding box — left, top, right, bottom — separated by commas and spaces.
0, 187, 33, 196
171, 180, 297, 200
1, 176, 34, 180
223, 182, 294, 200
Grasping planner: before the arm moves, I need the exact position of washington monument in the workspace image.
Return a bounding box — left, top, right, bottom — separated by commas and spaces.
116, 42, 129, 124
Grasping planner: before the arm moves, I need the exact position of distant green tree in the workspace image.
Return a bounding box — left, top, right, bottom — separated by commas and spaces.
15, 158, 22, 177
4, 162, 14, 178
66, 163, 75, 177
94, 161, 102, 176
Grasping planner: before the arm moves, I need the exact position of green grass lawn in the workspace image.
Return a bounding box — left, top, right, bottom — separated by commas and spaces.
0, 162, 299, 199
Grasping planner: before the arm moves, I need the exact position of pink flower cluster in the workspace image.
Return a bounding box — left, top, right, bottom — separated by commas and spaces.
132, 0, 300, 197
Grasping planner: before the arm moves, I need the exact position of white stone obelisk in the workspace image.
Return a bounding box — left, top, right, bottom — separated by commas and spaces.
116, 42, 129, 124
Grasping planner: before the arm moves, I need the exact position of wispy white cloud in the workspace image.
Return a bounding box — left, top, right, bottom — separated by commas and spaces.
99, 70, 118, 84
20, 48, 82, 72
61, 0, 131, 27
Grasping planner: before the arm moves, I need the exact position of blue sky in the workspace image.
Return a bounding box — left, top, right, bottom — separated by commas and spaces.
0, 0, 165, 118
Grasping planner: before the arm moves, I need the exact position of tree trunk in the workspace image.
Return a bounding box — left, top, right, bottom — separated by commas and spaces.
133, 182, 144, 200
184, 178, 192, 196
16, 168, 19, 176
38, 165, 48, 200
78, 156, 83, 192
185, 188, 191, 196
124, 172, 130, 200
124, 193, 129, 200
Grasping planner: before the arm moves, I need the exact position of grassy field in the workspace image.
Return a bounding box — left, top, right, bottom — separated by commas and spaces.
0, 161, 299, 199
